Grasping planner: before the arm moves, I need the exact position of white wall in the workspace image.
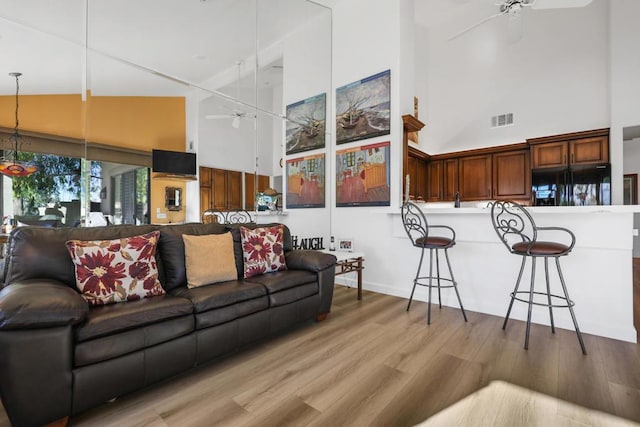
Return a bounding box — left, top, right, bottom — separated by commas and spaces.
417, 0, 610, 154
280, 7, 333, 242
610, 0, 640, 205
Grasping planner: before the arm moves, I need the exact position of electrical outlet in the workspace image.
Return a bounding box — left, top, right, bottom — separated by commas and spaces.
634, 229, 639, 237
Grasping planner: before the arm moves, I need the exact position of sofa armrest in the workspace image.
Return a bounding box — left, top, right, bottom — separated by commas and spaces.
286, 250, 336, 272
0, 280, 88, 330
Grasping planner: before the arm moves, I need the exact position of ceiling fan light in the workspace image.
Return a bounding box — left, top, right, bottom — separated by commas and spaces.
232, 116, 241, 129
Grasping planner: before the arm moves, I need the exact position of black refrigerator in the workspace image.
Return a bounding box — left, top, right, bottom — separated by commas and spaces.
531, 164, 611, 206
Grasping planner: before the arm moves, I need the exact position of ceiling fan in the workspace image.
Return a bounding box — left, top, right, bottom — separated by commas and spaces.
448, 0, 593, 41
205, 61, 247, 129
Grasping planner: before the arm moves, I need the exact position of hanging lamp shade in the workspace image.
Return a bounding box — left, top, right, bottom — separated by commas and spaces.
0, 72, 38, 178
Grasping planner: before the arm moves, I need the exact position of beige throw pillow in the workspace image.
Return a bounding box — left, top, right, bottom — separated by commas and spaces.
183, 233, 237, 288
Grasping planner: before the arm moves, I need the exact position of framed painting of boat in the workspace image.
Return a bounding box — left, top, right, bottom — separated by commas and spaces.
286, 153, 325, 209
336, 141, 390, 207
285, 93, 326, 155
336, 70, 390, 145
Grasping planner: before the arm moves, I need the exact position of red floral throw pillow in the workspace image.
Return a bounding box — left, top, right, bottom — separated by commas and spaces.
66, 231, 165, 306
240, 225, 287, 278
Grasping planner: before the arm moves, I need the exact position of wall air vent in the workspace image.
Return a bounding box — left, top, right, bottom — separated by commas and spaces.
491, 113, 514, 128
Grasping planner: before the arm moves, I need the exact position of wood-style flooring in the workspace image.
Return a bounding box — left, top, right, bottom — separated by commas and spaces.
3, 285, 640, 426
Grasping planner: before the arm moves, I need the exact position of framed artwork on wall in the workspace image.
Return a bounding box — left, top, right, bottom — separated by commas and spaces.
336, 141, 390, 207
285, 93, 326, 155
285, 154, 325, 209
336, 70, 390, 145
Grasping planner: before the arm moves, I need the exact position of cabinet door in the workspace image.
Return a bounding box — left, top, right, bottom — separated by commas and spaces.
570, 136, 609, 166
443, 159, 459, 201
212, 169, 228, 210
407, 156, 418, 200
458, 155, 492, 200
426, 160, 443, 201
493, 150, 531, 200
226, 170, 243, 210
199, 166, 211, 187
531, 141, 568, 169
415, 159, 427, 201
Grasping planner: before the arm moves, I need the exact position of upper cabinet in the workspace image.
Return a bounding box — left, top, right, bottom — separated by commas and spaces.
529, 128, 609, 170
428, 144, 530, 202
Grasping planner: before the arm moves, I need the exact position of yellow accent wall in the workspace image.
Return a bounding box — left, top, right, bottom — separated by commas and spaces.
0, 93, 187, 224
86, 95, 185, 152
151, 177, 187, 224
0, 94, 85, 139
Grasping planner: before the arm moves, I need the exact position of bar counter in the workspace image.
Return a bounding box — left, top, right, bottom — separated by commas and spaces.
387, 202, 639, 343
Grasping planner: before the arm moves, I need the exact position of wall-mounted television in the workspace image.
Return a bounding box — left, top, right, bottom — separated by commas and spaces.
152, 149, 196, 177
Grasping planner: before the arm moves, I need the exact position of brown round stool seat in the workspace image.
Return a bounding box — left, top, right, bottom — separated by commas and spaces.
416, 236, 455, 248
511, 241, 569, 256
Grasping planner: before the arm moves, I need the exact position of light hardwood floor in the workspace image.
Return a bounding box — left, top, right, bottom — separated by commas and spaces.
3, 285, 640, 426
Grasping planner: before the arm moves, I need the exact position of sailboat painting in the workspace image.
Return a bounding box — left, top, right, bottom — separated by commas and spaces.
286, 93, 326, 155
336, 70, 390, 145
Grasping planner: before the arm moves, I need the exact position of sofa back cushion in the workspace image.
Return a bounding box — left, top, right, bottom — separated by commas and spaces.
226, 223, 293, 279
182, 232, 237, 287
66, 231, 166, 305
156, 223, 228, 291
240, 225, 288, 278
4, 224, 159, 288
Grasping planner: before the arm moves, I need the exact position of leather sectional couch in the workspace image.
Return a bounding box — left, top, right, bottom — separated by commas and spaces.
0, 222, 336, 426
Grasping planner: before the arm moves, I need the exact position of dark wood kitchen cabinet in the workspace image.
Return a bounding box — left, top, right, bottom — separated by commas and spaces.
529, 128, 609, 170
407, 145, 429, 201
427, 158, 459, 201
458, 155, 493, 200
492, 149, 531, 200
443, 158, 459, 201
427, 144, 530, 202
199, 166, 242, 215
426, 160, 443, 201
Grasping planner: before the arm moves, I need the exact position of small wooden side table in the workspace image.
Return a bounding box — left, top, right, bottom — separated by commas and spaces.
320, 249, 365, 300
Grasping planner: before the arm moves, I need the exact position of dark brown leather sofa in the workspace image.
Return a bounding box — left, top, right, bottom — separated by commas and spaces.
0, 222, 336, 426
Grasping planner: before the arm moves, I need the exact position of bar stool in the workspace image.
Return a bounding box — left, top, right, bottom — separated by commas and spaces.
401, 202, 467, 324
490, 200, 586, 354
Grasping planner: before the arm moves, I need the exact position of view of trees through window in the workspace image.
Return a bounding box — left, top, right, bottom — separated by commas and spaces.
1, 150, 149, 227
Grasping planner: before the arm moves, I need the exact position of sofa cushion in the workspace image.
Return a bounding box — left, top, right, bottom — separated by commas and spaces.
66, 231, 166, 306
170, 280, 266, 313
240, 225, 287, 278
75, 315, 194, 367
246, 270, 318, 307
157, 223, 228, 291
75, 294, 193, 342
227, 223, 294, 279
183, 233, 237, 288
195, 297, 269, 329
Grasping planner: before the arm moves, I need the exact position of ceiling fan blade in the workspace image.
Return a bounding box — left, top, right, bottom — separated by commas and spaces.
531, 0, 593, 9
448, 11, 507, 41
204, 114, 234, 120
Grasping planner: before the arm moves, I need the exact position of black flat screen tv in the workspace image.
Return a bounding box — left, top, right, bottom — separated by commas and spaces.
152, 149, 196, 176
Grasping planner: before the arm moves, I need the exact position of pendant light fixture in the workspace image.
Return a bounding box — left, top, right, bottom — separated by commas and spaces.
0, 72, 38, 177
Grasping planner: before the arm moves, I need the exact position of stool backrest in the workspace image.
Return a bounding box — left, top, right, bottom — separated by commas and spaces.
202, 209, 253, 224
490, 200, 536, 252
401, 202, 429, 247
